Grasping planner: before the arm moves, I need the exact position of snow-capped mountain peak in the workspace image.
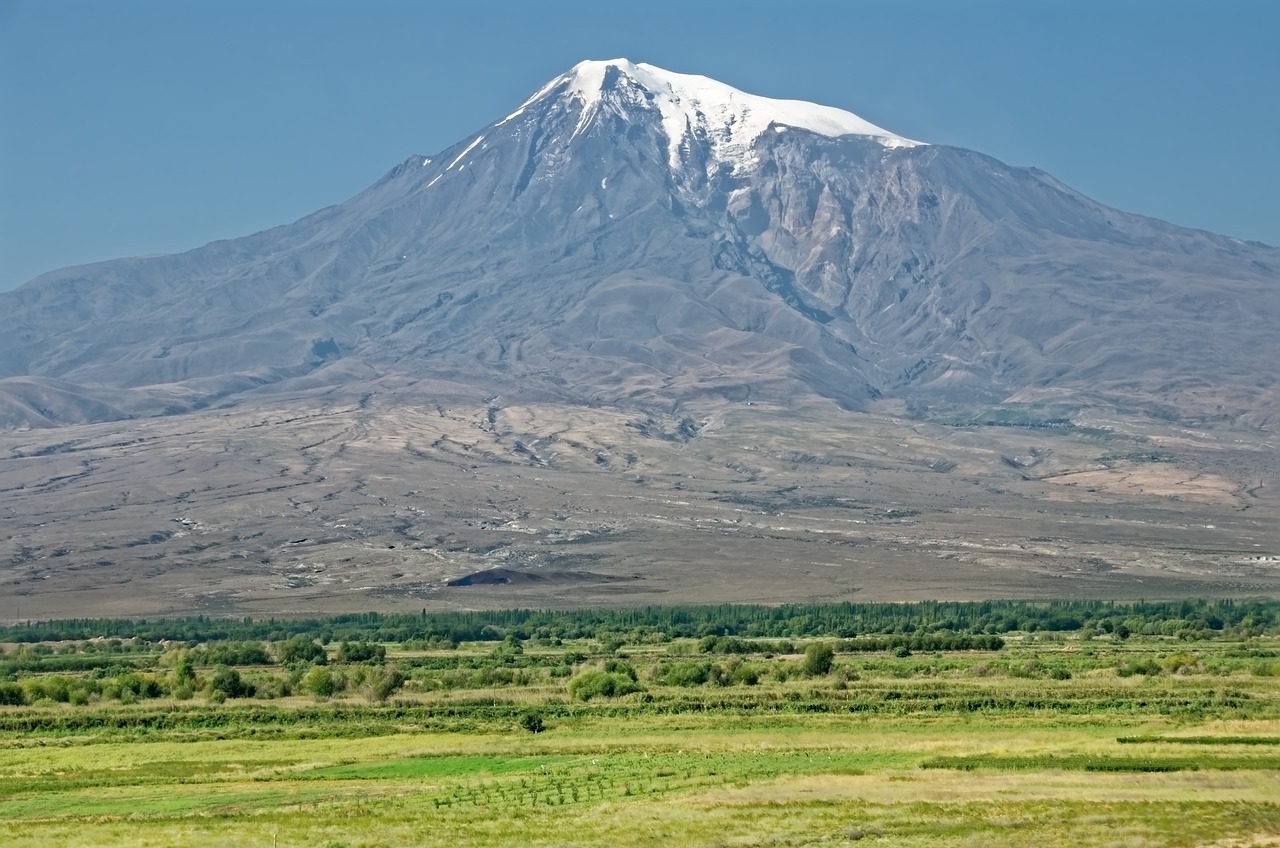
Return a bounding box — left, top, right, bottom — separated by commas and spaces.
503, 58, 923, 172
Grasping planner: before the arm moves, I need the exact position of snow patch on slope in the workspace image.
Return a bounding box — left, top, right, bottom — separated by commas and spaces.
447, 135, 485, 170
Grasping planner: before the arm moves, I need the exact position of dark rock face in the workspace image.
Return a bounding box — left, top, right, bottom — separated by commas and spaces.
2, 60, 1277, 429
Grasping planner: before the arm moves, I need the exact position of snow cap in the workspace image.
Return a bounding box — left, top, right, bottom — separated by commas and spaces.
504, 58, 923, 171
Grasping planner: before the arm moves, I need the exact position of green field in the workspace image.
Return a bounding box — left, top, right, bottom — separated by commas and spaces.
1, 601, 1279, 847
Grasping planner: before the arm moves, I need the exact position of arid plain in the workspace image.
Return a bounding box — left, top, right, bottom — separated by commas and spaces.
3, 379, 1277, 621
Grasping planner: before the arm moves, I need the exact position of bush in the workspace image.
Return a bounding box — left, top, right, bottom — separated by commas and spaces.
1116, 658, 1161, 677
337, 641, 386, 664
0, 682, 26, 706
364, 666, 405, 702
206, 665, 254, 699
1162, 653, 1199, 674
519, 711, 545, 733
196, 641, 271, 666
116, 672, 163, 699
302, 666, 337, 698
656, 661, 711, 687
567, 670, 642, 701
1011, 660, 1043, 679
602, 659, 637, 680
803, 643, 836, 676
171, 652, 196, 687
278, 636, 327, 666
253, 674, 292, 700
26, 677, 72, 703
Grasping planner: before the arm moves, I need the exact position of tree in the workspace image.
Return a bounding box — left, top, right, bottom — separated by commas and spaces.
302, 666, 336, 698
172, 651, 196, 686
278, 636, 327, 666
803, 642, 835, 676
337, 641, 386, 664
206, 665, 253, 699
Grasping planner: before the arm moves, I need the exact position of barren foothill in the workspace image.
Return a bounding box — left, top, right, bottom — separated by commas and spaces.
2, 384, 1276, 620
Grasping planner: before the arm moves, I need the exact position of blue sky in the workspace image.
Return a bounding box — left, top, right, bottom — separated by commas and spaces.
1, 0, 1277, 290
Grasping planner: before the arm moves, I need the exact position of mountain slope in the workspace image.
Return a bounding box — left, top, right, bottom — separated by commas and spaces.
2, 59, 1277, 429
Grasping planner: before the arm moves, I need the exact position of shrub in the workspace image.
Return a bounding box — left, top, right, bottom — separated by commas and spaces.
278, 636, 327, 666
519, 711, 545, 733
253, 674, 292, 700
197, 641, 271, 666
567, 670, 642, 701
172, 652, 196, 686
656, 661, 711, 687
337, 641, 386, 664
302, 666, 337, 698
602, 659, 638, 680
364, 666, 405, 702
1162, 653, 1199, 674
116, 672, 163, 699
26, 677, 72, 703
1011, 660, 1043, 678
1116, 658, 1162, 677
804, 643, 836, 676
0, 682, 26, 706
206, 665, 254, 699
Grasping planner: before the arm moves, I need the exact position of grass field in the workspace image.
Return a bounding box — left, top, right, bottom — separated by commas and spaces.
2, 611, 1279, 846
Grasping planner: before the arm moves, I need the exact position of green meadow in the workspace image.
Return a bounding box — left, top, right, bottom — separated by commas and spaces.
1, 600, 1278, 846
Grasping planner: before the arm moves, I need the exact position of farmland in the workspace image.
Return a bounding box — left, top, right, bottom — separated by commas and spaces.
1, 600, 1279, 847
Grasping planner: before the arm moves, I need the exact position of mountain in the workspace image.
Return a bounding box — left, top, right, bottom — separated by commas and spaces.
3, 58, 1277, 431
4, 60, 1280, 618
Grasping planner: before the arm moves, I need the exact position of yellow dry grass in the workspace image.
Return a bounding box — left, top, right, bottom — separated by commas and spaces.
1042, 464, 1242, 504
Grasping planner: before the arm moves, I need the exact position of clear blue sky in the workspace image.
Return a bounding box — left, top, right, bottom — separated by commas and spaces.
2, 0, 1277, 290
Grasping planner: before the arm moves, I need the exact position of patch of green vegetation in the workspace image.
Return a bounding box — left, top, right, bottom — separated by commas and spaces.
1098, 451, 1175, 466
2, 598, 1271, 647
920, 753, 1280, 772
304, 754, 574, 781
2, 603, 1280, 846
1117, 735, 1280, 745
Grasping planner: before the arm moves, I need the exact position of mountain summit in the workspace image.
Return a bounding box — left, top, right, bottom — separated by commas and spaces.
1, 60, 1277, 429
505, 59, 922, 173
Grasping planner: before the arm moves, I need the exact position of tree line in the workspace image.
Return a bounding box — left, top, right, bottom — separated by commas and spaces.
0, 598, 1272, 645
